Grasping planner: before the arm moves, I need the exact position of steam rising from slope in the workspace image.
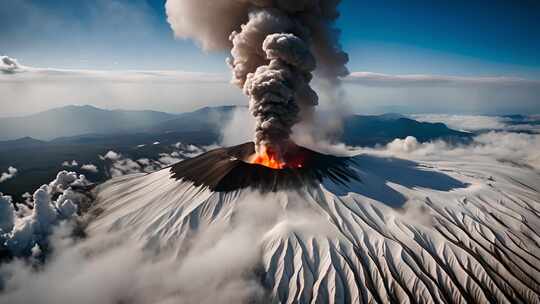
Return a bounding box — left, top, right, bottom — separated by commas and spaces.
166, 0, 349, 159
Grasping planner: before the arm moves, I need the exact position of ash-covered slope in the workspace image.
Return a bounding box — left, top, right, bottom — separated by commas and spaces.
169, 142, 357, 192
90, 143, 540, 303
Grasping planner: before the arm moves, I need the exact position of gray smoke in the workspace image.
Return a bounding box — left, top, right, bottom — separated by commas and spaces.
166, 0, 348, 159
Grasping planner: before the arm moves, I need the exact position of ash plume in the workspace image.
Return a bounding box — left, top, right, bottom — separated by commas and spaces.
166, 0, 349, 159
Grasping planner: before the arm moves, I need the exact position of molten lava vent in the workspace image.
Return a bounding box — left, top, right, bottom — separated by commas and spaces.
170, 142, 359, 192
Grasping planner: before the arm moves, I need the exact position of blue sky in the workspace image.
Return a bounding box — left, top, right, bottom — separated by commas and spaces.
2, 0, 539, 76
1, 0, 539, 115
339, 0, 540, 77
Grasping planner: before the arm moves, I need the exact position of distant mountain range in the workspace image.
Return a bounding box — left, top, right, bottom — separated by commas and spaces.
0, 105, 472, 199
0, 105, 470, 145
0, 105, 177, 140
342, 113, 469, 146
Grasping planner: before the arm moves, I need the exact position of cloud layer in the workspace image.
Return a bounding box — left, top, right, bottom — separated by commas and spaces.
412, 114, 540, 132
0, 56, 242, 117
1, 117, 539, 303
362, 131, 540, 171
0, 56, 23, 74
3, 129, 538, 303
80, 164, 98, 173
0, 167, 18, 183
346, 72, 540, 88
0, 191, 278, 304
99, 143, 216, 178
343, 72, 540, 114
0, 171, 90, 256
2, 57, 540, 116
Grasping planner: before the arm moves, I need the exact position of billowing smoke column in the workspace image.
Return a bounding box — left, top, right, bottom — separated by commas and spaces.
166, 0, 349, 165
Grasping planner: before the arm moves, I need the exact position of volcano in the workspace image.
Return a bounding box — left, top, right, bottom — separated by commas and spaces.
169, 142, 358, 192
89, 142, 540, 303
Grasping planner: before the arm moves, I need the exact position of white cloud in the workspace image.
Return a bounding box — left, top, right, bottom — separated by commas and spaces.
386, 136, 422, 153
364, 132, 540, 170
101, 144, 217, 177
0, 194, 15, 233
0, 166, 18, 183
136, 158, 150, 166
411, 114, 509, 131
157, 154, 181, 166
62, 160, 79, 168
48, 171, 89, 195
100, 151, 120, 161
0, 172, 358, 303
342, 72, 540, 115
81, 164, 99, 173
0, 57, 244, 117
0, 56, 23, 74
0, 171, 90, 257
110, 158, 141, 177
0, 192, 283, 304
346, 72, 540, 88
412, 114, 540, 133
2, 57, 540, 116
0, 67, 228, 84
0, 125, 539, 303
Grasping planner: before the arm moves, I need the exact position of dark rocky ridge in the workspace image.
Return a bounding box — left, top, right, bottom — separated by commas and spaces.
170, 142, 359, 192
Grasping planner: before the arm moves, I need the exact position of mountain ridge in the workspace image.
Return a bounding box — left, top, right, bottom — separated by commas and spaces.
0, 105, 177, 140
0, 105, 471, 145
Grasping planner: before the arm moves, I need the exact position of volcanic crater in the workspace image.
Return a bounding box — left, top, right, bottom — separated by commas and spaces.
170, 142, 360, 192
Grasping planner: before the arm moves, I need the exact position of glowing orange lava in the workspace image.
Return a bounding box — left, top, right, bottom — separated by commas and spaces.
250, 146, 304, 169
251, 149, 286, 169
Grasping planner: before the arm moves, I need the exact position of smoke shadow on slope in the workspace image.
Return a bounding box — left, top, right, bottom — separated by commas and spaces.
324, 154, 469, 208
